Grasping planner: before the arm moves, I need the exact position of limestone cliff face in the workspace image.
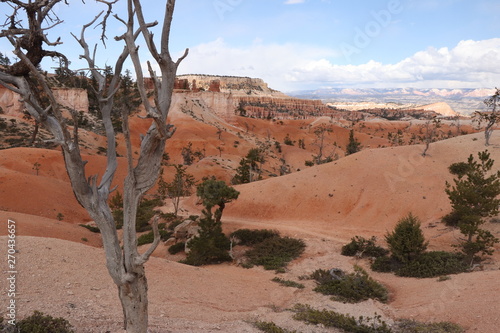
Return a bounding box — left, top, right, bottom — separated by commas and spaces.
53, 88, 89, 114
236, 96, 336, 120
0, 86, 24, 116
171, 91, 238, 124
0, 86, 88, 116
176, 75, 287, 97
170, 75, 340, 122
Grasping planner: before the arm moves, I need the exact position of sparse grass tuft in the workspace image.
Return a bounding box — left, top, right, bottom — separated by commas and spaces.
341, 235, 388, 258
253, 321, 297, 333
79, 224, 100, 233
291, 304, 391, 333
271, 277, 305, 289
2, 311, 75, 333
395, 319, 464, 333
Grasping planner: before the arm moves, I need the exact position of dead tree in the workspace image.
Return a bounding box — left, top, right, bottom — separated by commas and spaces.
311, 124, 334, 164
474, 88, 500, 146
0, 1, 188, 332
421, 117, 442, 157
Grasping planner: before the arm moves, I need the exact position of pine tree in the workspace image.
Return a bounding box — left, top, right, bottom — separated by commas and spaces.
385, 213, 428, 263
445, 150, 500, 262
345, 129, 361, 156
184, 178, 239, 265
165, 165, 196, 216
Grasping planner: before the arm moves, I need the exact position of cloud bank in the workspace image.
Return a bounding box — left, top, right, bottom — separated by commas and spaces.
174, 38, 500, 91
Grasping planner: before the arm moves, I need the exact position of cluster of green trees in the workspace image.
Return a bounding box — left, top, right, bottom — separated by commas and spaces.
232, 148, 265, 184
344, 150, 500, 278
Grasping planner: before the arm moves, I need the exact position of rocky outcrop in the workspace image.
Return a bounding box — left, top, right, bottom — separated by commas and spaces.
176, 75, 286, 97
0, 85, 24, 116
0, 86, 88, 116
236, 96, 339, 120
53, 88, 89, 114
421, 102, 459, 117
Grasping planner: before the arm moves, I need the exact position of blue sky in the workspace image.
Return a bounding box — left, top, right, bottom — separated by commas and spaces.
1, 0, 499, 92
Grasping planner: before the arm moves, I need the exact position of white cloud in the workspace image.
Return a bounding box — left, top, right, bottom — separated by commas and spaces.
163, 38, 500, 91
173, 38, 337, 91
288, 38, 500, 89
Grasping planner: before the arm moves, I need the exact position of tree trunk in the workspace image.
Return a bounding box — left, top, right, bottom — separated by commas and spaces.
118, 271, 149, 332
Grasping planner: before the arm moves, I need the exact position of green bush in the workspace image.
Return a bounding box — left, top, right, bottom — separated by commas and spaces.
271, 277, 305, 289
168, 242, 185, 255
230, 228, 279, 246
137, 230, 172, 246
371, 256, 403, 273
312, 266, 388, 303
395, 319, 464, 333
341, 236, 389, 258
13, 311, 74, 333
292, 304, 391, 333
395, 251, 468, 278
79, 224, 100, 233
386, 213, 428, 263
441, 210, 463, 227
113, 208, 124, 229
183, 212, 232, 266
245, 236, 306, 270
371, 251, 467, 278
183, 178, 239, 266
136, 198, 163, 232
253, 321, 297, 333
113, 197, 163, 231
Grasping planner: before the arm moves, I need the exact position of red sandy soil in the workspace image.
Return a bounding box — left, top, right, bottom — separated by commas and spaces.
0, 104, 498, 331
0, 95, 500, 333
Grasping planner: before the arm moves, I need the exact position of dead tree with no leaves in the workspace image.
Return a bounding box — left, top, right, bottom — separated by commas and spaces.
474, 88, 500, 146
0, 0, 188, 331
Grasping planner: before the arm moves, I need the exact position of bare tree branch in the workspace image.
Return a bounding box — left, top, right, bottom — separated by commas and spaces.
135, 216, 161, 265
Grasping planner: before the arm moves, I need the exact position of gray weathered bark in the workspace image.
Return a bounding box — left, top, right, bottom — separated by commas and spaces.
0, 1, 187, 331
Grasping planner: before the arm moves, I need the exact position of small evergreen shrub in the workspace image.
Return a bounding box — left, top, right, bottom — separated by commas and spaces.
253, 321, 297, 333
341, 236, 389, 258
136, 198, 163, 232
395, 251, 468, 278
230, 228, 279, 246
292, 304, 391, 333
182, 213, 232, 266
385, 213, 428, 263
245, 236, 305, 270
395, 319, 464, 333
371, 256, 403, 273
168, 242, 185, 255
271, 277, 305, 289
312, 266, 388, 303
79, 224, 100, 233
441, 210, 463, 227
113, 208, 124, 229
137, 230, 172, 246
14, 311, 74, 333
371, 252, 467, 278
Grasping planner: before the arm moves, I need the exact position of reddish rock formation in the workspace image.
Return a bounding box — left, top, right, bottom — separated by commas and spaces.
208, 80, 221, 92
235, 96, 339, 120
174, 78, 190, 90
192, 80, 199, 93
